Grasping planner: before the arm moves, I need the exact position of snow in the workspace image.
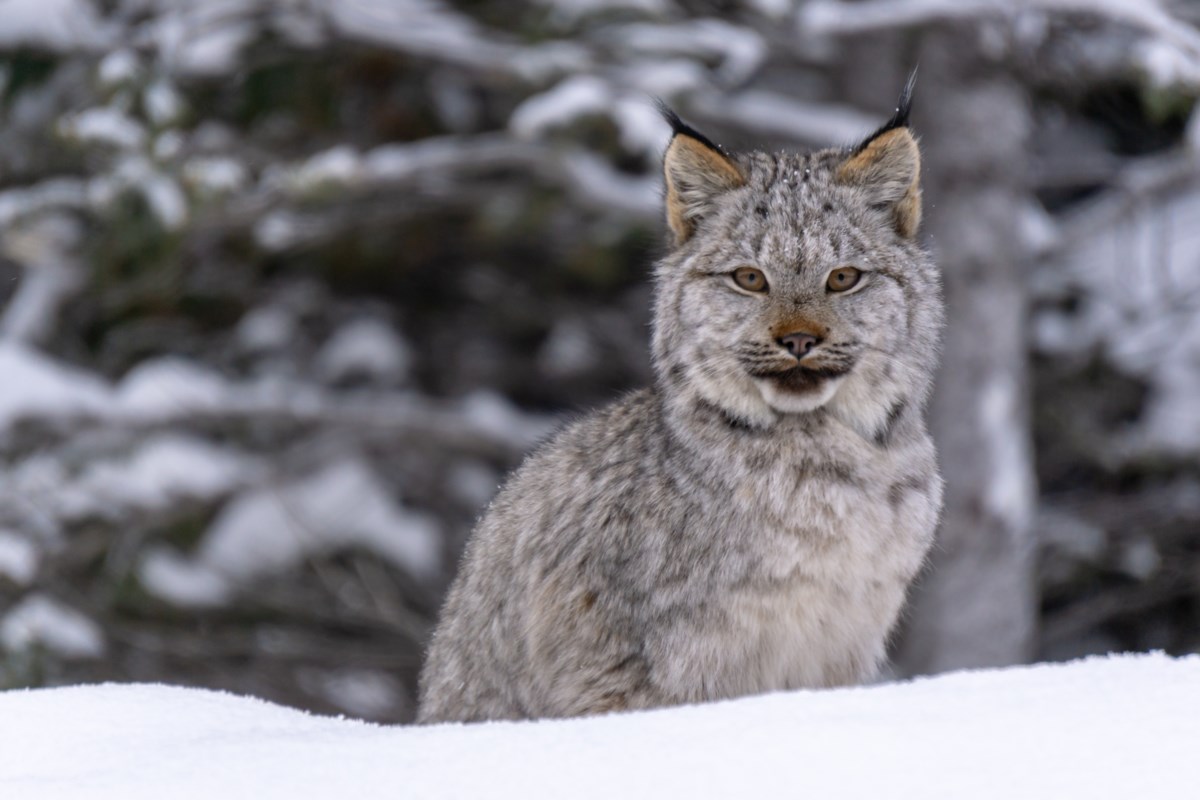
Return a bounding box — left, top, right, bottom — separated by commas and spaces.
58, 108, 147, 150
143, 79, 186, 126
0, 342, 474, 603
561, 150, 660, 216
138, 546, 232, 607
363, 135, 515, 181
800, 0, 1200, 65
289, 145, 364, 192
979, 375, 1034, 533
0, 530, 38, 585
612, 96, 671, 155
255, 209, 304, 251
1038, 504, 1107, 584
1, 653, 1199, 798
296, 667, 404, 719
0, 344, 322, 432
97, 49, 141, 87
617, 58, 707, 98
692, 90, 880, 146
139, 172, 189, 229
151, 1, 255, 77
538, 317, 600, 378
153, 130, 185, 159
137, 453, 441, 607
315, 318, 412, 385
510, 40, 593, 84
745, 0, 792, 17
4, 434, 256, 531
1117, 535, 1161, 580
0, 594, 104, 658
0, 0, 108, 51
445, 460, 500, 508
0, 216, 83, 345
538, 0, 670, 25
512, 80, 668, 157
0, 341, 112, 429
0, 179, 90, 227
1, 339, 543, 450
0, 336, 546, 604
194, 457, 440, 583
102, 157, 191, 229
327, 0, 582, 81
114, 357, 232, 418
1035, 172, 1200, 456
611, 20, 767, 85
182, 156, 248, 195
235, 305, 297, 352
460, 390, 556, 451
59, 435, 257, 520
510, 75, 612, 141
327, 0, 515, 75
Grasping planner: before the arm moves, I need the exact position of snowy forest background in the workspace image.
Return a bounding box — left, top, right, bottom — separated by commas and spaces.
1, 0, 1199, 723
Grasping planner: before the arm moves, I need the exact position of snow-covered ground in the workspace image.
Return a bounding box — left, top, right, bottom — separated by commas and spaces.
1, 652, 1196, 799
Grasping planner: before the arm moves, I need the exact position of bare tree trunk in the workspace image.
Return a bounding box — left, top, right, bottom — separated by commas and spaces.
894, 27, 1039, 674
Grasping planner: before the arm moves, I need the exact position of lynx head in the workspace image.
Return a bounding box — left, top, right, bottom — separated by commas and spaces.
652, 74, 943, 438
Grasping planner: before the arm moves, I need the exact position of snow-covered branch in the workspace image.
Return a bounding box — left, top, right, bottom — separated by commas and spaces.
801, 0, 1200, 55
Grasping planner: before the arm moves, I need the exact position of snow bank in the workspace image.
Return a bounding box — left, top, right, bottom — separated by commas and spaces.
1, 653, 1198, 799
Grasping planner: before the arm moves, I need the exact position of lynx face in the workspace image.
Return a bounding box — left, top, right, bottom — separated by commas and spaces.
652, 92, 941, 437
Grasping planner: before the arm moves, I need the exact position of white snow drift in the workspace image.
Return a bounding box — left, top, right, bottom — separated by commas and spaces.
0, 652, 1197, 799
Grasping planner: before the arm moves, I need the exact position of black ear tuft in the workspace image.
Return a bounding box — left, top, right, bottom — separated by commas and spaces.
889, 66, 918, 131
657, 99, 745, 246
851, 67, 918, 155
655, 99, 730, 158
837, 69, 923, 238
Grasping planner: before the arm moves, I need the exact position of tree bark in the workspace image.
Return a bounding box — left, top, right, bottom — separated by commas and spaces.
893, 26, 1039, 674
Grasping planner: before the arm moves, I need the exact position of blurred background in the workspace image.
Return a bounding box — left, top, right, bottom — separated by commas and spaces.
1, 0, 1199, 723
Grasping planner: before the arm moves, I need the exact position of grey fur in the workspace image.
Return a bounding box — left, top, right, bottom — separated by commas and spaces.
417, 107, 944, 723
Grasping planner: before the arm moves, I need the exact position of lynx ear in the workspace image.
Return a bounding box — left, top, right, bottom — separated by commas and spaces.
836, 70, 922, 238
660, 106, 745, 246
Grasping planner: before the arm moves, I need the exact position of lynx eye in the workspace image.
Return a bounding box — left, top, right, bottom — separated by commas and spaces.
826, 267, 862, 293
732, 267, 769, 293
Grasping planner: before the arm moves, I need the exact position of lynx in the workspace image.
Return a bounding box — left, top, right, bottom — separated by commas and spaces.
418, 75, 944, 723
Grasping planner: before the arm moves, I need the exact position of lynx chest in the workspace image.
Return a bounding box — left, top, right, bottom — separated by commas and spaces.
683, 435, 940, 697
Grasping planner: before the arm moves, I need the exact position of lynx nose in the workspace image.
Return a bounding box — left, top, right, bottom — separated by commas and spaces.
778, 332, 820, 358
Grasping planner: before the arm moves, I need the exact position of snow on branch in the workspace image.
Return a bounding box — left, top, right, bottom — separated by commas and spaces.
0, 0, 111, 52
322, 0, 588, 83
690, 89, 880, 146
800, 0, 1200, 62
247, 134, 660, 254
